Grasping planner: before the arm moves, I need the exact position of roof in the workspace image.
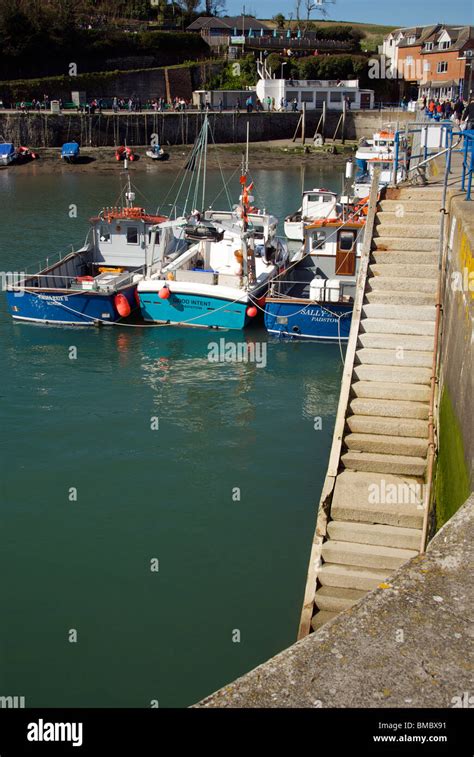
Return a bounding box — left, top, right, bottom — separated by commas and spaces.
187, 15, 273, 33
397, 24, 474, 51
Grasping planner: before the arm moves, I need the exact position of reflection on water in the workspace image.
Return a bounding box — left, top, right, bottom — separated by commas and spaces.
0, 167, 344, 707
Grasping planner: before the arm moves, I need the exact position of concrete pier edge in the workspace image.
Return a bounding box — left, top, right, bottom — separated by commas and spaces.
195, 494, 473, 708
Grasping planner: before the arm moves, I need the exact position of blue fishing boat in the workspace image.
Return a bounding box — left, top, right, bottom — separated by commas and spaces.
5, 175, 172, 326
61, 141, 80, 162
264, 217, 365, 342
0, 140, 17, 166
137, 117, 289, 330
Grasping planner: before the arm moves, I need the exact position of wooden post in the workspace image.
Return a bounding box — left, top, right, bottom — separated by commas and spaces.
302, 101, 306, 145
322, 100, 326, 141
341, 99, 346, 145
292, 113, 303, 142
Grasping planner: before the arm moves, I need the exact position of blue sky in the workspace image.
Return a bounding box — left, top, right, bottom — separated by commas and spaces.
225, 0, 473, 26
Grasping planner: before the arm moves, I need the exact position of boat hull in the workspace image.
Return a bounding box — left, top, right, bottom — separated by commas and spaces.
6, 285, 137, 326
264, 299, 352, 341
138, 286, 259, 329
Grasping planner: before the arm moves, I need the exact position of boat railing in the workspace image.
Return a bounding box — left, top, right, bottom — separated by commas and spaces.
268, 278, 355, 303
10, 266, 142, 292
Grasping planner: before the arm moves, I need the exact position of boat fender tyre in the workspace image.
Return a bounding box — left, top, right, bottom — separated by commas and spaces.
114, 293, 131, 318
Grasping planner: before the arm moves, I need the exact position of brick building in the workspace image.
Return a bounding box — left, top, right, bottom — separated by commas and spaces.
395, 24, 474, 101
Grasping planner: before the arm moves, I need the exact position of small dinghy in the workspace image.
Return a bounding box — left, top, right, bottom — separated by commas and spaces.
61, 142, 80, 162
115, 145, 136, 161
146, 144, 168, 161
16, 145, 38, 162
0, 140, 17, 166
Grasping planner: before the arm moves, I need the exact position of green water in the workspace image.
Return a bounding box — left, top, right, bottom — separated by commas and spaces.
0, 164, 343, 707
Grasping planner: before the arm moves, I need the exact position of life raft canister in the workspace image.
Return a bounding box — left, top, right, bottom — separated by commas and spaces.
114, 293, 131, 317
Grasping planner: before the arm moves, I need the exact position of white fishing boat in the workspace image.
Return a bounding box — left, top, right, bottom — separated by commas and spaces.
353, 156, 406, 199
284, 188, 340, 242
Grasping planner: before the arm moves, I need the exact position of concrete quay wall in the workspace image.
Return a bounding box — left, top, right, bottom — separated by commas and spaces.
0, 109, 413, 149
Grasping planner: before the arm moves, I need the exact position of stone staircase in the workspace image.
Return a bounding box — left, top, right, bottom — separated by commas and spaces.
312, 186, 442, 630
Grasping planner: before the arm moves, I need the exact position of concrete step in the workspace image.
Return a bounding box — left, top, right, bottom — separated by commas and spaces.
314, 585, 367, 613
326, 520, 422, 550
372, 237, 438, 252
357, 333, 434, 352
345, 432, 427, 458
321, 540, 418, 570
362, 303, 436, 322
379, 199, 441, 213
371, 250, 438, 266
370, 263, 438, 279
347, 414, 428, 439
350, 395, 429, 419
351, 380, 430, 403
318, 562, 391, 591
353, 363, 432, 385
355, 348, 433, 369
332, 470, 424, 527
392, 188, 442, 201
365, 291, 436, 306
374, 223, 439, 239
376, 211, 440, 225
360, 317, 435, 336
310, 610, 337, 631
342, 450, 427, 477
367, 275, 436, 294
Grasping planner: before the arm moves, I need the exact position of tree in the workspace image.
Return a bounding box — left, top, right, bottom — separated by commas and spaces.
205, 0, 226, 15
273, 13, 286, 29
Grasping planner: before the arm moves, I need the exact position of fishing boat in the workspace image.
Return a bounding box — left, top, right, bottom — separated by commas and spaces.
61, 142, 80, 162
353, 156, 406, 199
146, 144, 168, 161
264, 213, 366, 342
355, 129, 396, 172
137, 118, 289, 330
0, 140, 17, 166
5, 175, 176, 326
284, 188, 339, 242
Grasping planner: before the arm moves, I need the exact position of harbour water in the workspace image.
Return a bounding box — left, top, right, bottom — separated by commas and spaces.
0, 164, 343, 707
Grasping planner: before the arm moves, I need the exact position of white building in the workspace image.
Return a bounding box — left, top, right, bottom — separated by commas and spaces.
380, 27, 423, 70
255, 76, 374, 111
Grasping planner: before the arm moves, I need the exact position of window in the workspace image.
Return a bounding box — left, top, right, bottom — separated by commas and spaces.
100, 225, 111, 242
301, 91, 314, 103
311, 231, 326, 250
423, 61, 431, 72
315, 92, 327, 106
437, 61, 448, 73
127, 226, 139, 244
424, 42, 433, 51
439, 40, 451, 50
330, 91, 342, 102
339, 231, 356, 251
407, 36, 416, 44
406, 56, 414, 66
342, 91, 356, 102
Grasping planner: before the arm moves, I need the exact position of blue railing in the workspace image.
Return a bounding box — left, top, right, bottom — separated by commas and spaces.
392, 120, 473, 200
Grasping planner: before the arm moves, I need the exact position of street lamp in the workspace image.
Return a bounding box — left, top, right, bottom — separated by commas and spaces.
464, 50, 473, 100
281, 62, 288, 79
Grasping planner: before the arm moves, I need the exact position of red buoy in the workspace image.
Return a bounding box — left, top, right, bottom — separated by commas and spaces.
115, 293, 131, 317
246, 305, 258, 318
159, 287, 170, 300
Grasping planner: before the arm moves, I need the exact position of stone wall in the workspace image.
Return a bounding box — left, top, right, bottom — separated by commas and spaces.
436, 187, 474, 525
0, 109, 414, 149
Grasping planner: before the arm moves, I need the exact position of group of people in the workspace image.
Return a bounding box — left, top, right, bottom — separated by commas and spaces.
422, 96, 474, 128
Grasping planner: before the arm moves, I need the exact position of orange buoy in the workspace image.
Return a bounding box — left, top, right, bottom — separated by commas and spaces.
159, 287, 170, 299
115, 293, 131, 317
246, 306, 258, 318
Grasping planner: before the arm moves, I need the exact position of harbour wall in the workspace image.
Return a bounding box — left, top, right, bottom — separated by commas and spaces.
435, 185, 474, 528
0, 110, 413, 149
195, 495, 473, 707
